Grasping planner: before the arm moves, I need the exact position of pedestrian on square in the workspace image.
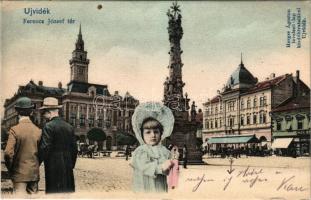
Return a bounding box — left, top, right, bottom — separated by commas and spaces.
4, 97, 41, 195
38, 97, 78, 193
182, 144, 188, 169
130, 102, 175, 193
125, 145, 130, 161
167, 145, 180, 189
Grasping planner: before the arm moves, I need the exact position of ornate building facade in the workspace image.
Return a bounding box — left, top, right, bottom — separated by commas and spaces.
3, 26, 139, 150
271, 73, 310, 156
202, 59, 310, 148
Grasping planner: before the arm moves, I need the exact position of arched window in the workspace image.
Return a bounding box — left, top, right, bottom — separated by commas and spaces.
247, 98, 251, 109
253, 97, 257, 107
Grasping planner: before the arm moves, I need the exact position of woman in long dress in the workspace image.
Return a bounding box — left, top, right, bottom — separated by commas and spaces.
168, 145, 179, 189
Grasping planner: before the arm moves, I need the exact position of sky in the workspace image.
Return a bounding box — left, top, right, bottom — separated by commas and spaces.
1, 1, 310, 115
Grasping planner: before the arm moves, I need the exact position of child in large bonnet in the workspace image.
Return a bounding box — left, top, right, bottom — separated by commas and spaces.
131, 102, 175, 193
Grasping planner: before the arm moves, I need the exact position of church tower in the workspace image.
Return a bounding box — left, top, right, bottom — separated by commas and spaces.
69, 24, 89, 83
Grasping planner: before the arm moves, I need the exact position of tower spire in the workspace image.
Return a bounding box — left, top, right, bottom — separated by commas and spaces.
70, 25, 89, 83
241, 52, 243, 65
76, 24, 84, 51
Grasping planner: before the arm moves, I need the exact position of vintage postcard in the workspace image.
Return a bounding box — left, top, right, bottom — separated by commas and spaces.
1, 1, 310, 199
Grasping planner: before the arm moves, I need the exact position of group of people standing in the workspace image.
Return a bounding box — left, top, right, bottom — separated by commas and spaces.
4, 98, 188, 195
4, 97, 78, 195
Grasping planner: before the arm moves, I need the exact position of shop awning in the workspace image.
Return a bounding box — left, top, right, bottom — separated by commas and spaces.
207, 134, 259, 144
271, 138, 293, 149
273, 131, 297, 137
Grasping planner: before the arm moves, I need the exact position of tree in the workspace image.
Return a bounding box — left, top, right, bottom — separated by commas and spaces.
116, 132, 138, 146
87, 128, 106, 141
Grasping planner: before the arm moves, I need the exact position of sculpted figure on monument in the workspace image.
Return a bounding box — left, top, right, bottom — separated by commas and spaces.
191, 101, 197, 121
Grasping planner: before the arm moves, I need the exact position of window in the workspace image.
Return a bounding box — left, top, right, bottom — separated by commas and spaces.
228, 101, 235, 111
215, 120, 218, 128
229, 118, 234, 127
277, 121, 282, 130
211, 121, 213, 129
247, 98, 251, 109
297, 120, 303, 130
89, 117, 94, 127
241, 100, 244, 110
80, 115, 85, 127
98, 118, 103, 127
220, 119, 222, 128
260, 97, 264, 107
215, 106, 218, 114
253, 114, 257, 124
259, 112, 266, 124
263, 113, 266, 123
78, 68, 83, 75
240, 116, 244, 126
253, 97, 257, 107
247, 115, 251, 125
263, 96, 267, 106
205, 120, 209, 129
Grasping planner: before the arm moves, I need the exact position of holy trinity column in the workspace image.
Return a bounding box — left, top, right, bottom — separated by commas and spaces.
163, 2, 203, 164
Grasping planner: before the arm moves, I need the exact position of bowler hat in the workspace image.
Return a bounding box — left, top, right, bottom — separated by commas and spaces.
15, 97, 34, 109
39, 97, 62, 110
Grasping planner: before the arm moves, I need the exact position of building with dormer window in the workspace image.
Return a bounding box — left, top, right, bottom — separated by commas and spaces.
202, 57, 310, 149
3, 26, 139, 150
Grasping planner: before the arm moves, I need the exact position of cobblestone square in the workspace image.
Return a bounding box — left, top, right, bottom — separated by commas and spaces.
2, 155, 310, 199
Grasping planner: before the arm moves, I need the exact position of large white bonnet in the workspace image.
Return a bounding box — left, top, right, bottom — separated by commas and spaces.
131, 102, 175, 145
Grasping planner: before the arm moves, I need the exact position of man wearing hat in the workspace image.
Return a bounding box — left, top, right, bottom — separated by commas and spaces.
4, 97, 41, 194
38, 97, 78, 193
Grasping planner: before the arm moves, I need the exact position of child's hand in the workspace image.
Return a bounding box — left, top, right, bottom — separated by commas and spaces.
161, 160, 173, 172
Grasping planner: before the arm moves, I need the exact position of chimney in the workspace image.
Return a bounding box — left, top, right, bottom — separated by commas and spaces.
269, 73, 275, 79
296, 70, 300, 97
58, 82, 62, 89
38, 81, 43, 86
296, 70, 300, 80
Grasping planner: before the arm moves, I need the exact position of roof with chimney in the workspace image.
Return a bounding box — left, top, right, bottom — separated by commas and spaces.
243, 74, 288, 94
67, 80, 110, 96
23, 80, 65, 95
3, 80, 66, 107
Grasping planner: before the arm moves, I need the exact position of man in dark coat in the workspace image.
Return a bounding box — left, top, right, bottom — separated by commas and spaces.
39, 97, 78, 193
182, 144, 188, 169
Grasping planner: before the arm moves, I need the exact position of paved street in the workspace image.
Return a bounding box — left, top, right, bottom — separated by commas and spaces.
2, 155, 310, 199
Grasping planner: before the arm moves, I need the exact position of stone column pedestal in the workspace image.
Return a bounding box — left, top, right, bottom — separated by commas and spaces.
169, 111, 204, 164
